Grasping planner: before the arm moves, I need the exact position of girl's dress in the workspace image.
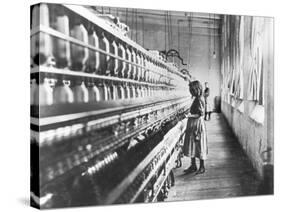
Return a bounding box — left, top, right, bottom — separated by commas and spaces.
183, 97, 208, 160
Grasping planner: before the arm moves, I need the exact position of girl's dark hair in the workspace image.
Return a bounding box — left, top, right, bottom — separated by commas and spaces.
189, 80, 203, 97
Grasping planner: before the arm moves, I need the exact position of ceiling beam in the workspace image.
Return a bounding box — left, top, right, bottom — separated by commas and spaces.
185, 32, 221, 37
92, 6, 222, 20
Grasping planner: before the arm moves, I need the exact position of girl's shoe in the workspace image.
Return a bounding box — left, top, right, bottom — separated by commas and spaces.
196, 166, 205, 175
183, 165, 197, 174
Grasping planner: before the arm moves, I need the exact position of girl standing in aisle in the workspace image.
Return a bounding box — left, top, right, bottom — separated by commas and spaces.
183, 80, 208, 174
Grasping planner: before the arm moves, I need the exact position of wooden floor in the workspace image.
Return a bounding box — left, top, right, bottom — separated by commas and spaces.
166, 113, 261, 202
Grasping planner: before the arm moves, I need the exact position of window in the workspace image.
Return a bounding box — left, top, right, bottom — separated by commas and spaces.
248, 18, 265, 124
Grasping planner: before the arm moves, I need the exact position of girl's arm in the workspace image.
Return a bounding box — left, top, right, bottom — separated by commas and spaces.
185, 113, 201, 119
189, 114, 201, 118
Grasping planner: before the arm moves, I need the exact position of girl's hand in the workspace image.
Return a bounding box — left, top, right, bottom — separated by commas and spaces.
185, 113, 191, 118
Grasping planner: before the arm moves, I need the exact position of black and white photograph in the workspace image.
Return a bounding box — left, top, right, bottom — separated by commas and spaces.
29, 1, 274, 210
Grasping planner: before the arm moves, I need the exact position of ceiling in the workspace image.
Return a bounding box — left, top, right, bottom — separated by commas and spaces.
88, 5, 222, 36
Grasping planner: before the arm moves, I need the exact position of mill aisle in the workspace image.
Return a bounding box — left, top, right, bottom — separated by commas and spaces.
166, 113, 262, 201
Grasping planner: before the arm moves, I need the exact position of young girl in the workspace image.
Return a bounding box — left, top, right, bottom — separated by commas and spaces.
183, 80, 208, 174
